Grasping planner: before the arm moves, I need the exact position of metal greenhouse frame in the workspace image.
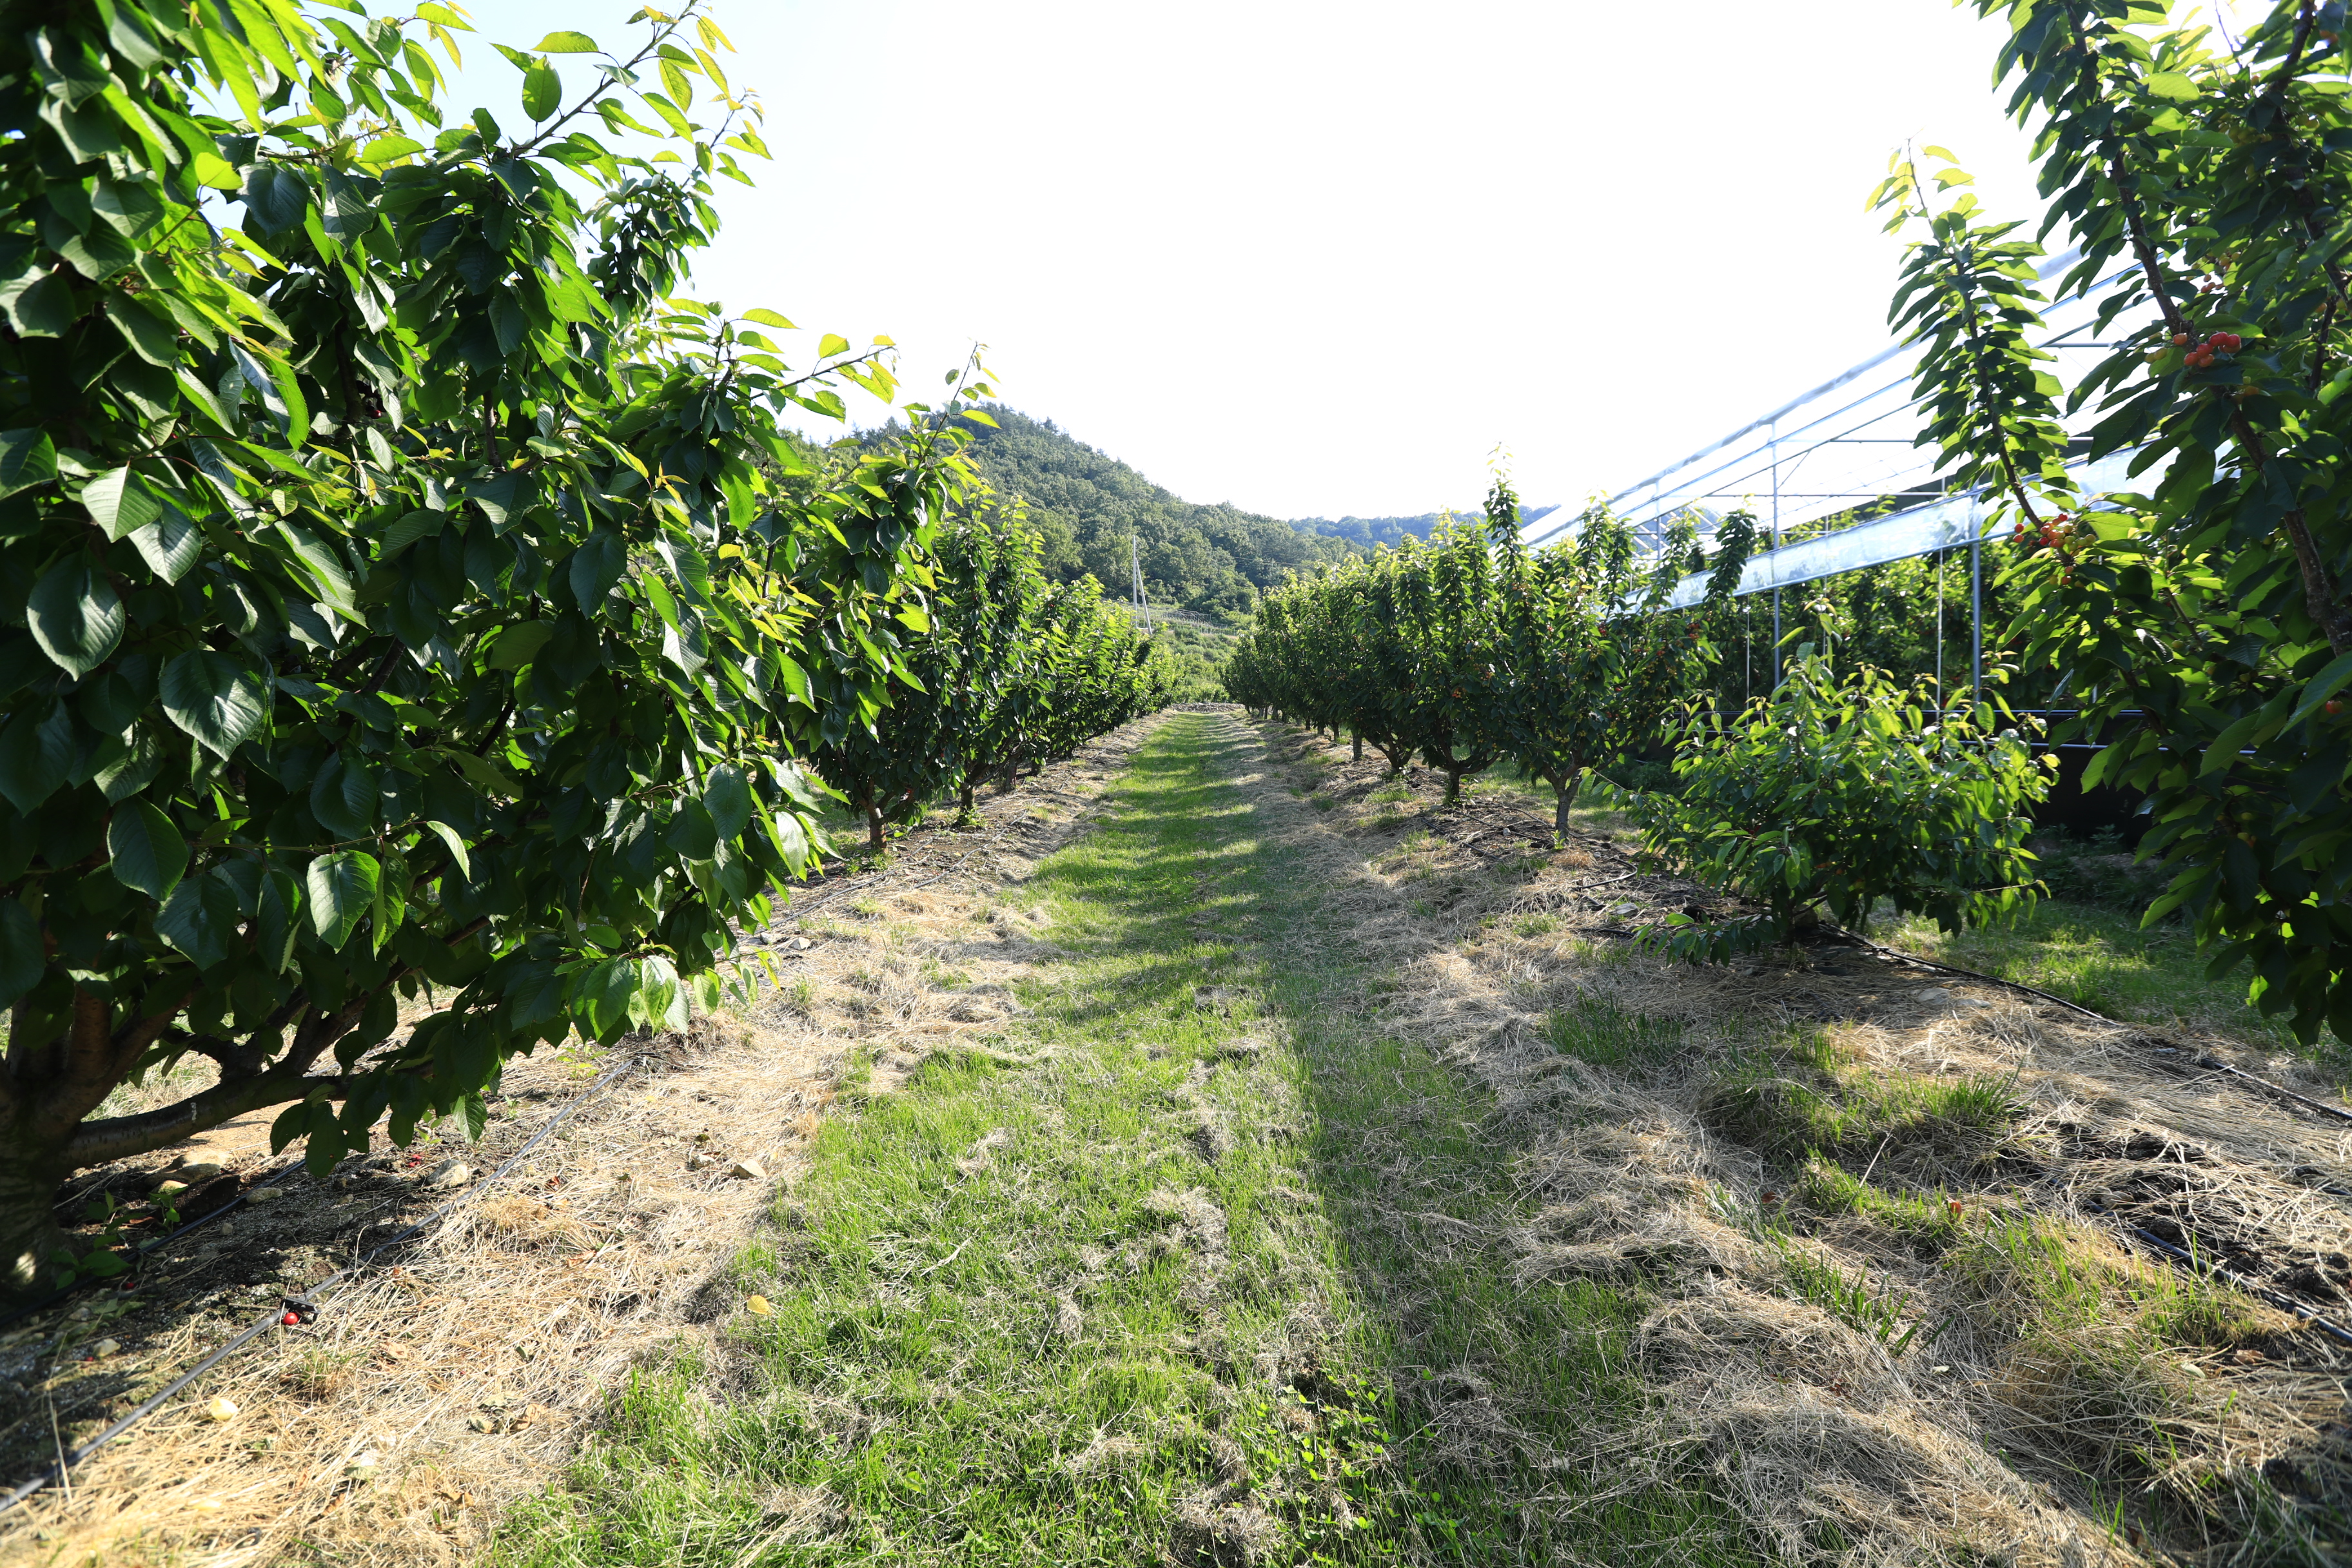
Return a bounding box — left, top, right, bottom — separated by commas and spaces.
1525, 250, 2154, 707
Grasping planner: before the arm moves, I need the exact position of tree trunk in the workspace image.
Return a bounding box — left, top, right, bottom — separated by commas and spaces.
1351, 730, 1362, 763
1552, 770, 1583, 835
1379, 743, 1409, 776
0, 1139, 67, 1303
1438, 749, 1490, 804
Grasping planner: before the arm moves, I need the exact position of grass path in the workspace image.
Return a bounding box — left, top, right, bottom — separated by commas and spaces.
494, 713, 1750, 1566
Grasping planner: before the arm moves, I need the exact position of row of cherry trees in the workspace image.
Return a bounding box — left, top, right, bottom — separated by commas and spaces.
815, 494, 1171, 852
1222, 482, 1754, 830
0, 0, 1160, 1301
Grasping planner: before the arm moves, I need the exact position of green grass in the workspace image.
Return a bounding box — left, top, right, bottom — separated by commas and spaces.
1543, 996, 1683, 1070
1696, 1028, 2024, 1183
493, 715, 1752, 1567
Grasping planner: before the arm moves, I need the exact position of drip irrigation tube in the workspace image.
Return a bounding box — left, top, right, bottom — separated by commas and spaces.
2086, 1202, 2352, 1351
1839, 930, 2111, 1023
2191, 1056, 2352, 1126
0, 1157, 308, 1337
1839, 931, 2352, 1128
0, 1052, 640, 1518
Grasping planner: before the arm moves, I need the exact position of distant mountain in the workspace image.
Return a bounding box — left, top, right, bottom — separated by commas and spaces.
954, 406, 1358, 618
1291, 504, 1559, 549
929, 406, 1558, 618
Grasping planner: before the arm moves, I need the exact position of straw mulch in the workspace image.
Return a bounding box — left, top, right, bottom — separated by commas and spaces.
1240, 716, 2352, 1567
0, 718, 1166, 1568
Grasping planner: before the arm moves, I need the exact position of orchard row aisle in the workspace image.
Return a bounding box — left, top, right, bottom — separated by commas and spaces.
502, 711, 2347, 1567
498, 711, 1751, 1565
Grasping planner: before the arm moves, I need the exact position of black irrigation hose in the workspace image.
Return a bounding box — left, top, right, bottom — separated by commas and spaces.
2191, 1055, 2352, 1126
1841, 930, 2352, 1128
1839, 929, 2113, 1024
2086, 1201, 2352, 1351
0, 1053, 640, 1517
0, 1157, 309, 1337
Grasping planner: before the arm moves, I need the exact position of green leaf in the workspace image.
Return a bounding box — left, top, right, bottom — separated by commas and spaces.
27, 557, 125, 678
161, 649, 270, 757
534, 30, 600, 52
573, 957, 635, 1039
310, 752, 380, 841
102, 294, 177, 366
95, 729, 162, 803
0, 896, 44, 1010
569, 530, 625, 609
155, 869, 242, 970
107, 800, 188, 901
380, 509, 444, 558
704, 763, 752, 843
2145, 71, 2200, 101
634, 954, 686, 1033
1, 271, 74, 338
373, 847, 407, 955
522, 59, 562, 121
358, 135, 426, 163
818, 333, 851, 359
486, 620, 554, 669
270, 1099, 317, 1157
242, 164, 309, 233
257, 867, 302, 974
742, 308, 796, 329
81, 466, 162, 541
0, 428, 57, 498
0, 700, 76, 808
306, 850, 380, 950
276, 521, 356, 612
130, 503, 205, 584
2288, 649, 2352, 728
424, 819, 472, 879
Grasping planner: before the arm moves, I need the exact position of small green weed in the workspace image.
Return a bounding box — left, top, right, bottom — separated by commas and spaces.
1513, 912, 1560, 937
1698, 1030, 2022, 1177
1544, 997, 1683, 1069
1771, 1237, 1942, 1355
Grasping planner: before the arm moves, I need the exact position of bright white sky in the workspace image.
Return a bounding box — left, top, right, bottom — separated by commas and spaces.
434, 1, 2234, 520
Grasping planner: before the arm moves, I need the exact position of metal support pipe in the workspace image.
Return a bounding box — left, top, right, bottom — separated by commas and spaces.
1935, 548, 1945, 717
1769, 420, 1781, 687
1970, 534, 1983, 714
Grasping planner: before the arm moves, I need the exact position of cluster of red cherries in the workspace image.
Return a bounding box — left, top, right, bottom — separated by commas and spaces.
2179, 330, 2243, 369
2010, 510, 2073, 551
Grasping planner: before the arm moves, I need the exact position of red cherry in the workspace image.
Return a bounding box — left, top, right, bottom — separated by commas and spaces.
2171, 333, 2189, 346
281, 1311, 300, 1326
2328, 701, 2344, 716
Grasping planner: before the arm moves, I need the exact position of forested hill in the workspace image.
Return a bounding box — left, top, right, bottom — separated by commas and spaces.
953, 406, 1352, 616
1290, 503, 1558, 550
914, 406, 1566, 616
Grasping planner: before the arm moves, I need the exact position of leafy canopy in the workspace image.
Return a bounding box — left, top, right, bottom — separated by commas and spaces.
0, 0, 997, 1300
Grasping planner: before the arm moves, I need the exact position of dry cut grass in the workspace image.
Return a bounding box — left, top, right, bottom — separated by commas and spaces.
1240, 723, 2352, 1567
